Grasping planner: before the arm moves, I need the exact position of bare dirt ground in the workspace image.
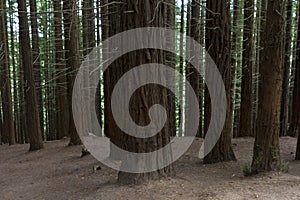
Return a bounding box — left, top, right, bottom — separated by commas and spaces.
1, 137, 300, 200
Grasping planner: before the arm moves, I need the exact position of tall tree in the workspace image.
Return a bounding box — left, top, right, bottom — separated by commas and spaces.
106, 0, 173, 184
9, 0, 20, 143
281, 0, 293, 136
54, 0, 69, 139
0, 0, 15, 145
203, 0, 236, 163
53, 1, 69, 139
63, 0, 82, 145
29, 0, 44, 136
289, 2, 300, 139
231, 0, 241, 138
178, 0, 184, 136
165, 0, 176, 137
17, 0, 43, 150
239, 0, 255, 137
186, 0, 202, 137
252, 0, 284, 172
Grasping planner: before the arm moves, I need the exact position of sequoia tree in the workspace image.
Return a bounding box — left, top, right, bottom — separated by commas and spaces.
105, 0, 173, 184
203, 0, 236, 163
17, 0, 43, 150
29, 0, 44, 136
239, 0, 254, 137
63, 0, 82, 145
54, 0, 69, 139
0, 0, 15, 145
252, 0, 284, 172
281, 0, 293, 136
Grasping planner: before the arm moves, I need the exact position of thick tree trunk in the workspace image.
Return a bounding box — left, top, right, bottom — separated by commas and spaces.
252, 0, 284, 172
63, 0, 82, 146
203, 0, 236, 164
54, 0, 69, 140
0, 0, 15, 145
239, 0, 254, 137
17, 0, 43, 151
104, 0, 173, 184
29, 0, 44, 136
280, 0, 293, 136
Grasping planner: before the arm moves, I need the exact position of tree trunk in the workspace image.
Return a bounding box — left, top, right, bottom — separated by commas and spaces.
63, 0, 82, 146
165, 0, 176, 137
239, 0, 254, 137
17, 0, 43, 151
280, 0, 293, 136
0, 0, 15, 145
178, 0, 184, 137
9, 0, 20, 143
54, 0, 69, 140
104, 0, 173, 184
289, 2, 300, 138
29, 0, 44, 136
252, 0, 284, 172
203, 0, 236, 164
231, 0, 240, 138
186, 0, 202, 137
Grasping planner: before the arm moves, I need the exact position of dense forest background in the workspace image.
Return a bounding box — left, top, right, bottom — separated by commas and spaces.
0, 0, 300, 185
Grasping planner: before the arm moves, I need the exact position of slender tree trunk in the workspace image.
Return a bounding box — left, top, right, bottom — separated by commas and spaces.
252, 0, 284, 172
54, 0, 69, 140
178, 0, 184, 137
289, 2, 300, 138
239, 0, 254, 137
17, 0, 44, 151
165, 0, 176, 137
186, 0, 202, 137
29, 0, 44, 136
18, 44, 27, 144
280, 0, 293, 136
9, 0, 19, 143
231, 0, 240, 138
203, 0, 236, 163
63, 0, 82, 145
0, 0, 15, 145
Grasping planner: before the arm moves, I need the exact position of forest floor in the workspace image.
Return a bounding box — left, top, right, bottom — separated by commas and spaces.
1, 137, 300, 200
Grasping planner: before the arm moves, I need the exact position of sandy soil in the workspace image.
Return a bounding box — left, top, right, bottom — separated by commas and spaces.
1, 137, 300, 200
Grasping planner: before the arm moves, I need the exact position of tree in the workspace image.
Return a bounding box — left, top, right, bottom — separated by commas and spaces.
0, 0, 15, 145
17, 0, 43, 151
239, 0, 254, 137
251, 0, 284, 172
105, 0, 173, 184
29, 0, 44, 137
54, 0, 69, 139
203, 0, 236, 163
288, 1, 300, 138
281, 0, 293, 136
186, 0, 202, 137
63, 0, 82, 145
290, 0, 300, 142
178, 0, 185, 136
